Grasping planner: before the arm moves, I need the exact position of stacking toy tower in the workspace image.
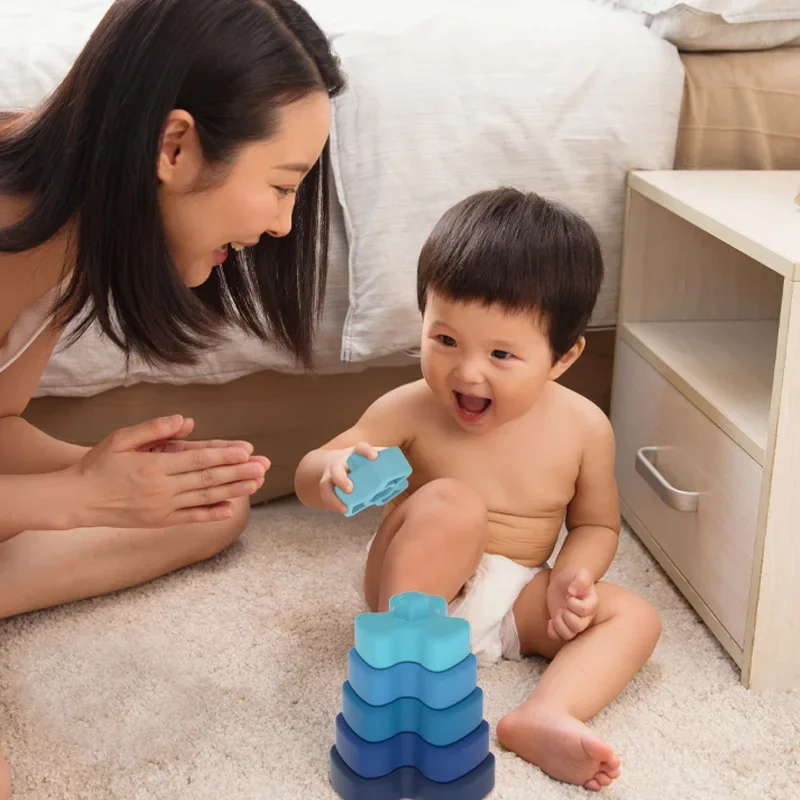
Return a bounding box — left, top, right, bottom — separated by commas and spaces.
330, 592, 496, 799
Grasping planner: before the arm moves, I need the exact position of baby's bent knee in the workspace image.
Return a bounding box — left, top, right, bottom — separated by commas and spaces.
407, 478, 488, 553
418, 478, 487, 524
635, 597, 662, 641
617, 591, 662, 647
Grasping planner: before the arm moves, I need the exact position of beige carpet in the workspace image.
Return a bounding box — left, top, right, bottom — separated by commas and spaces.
1, 498, 799, 800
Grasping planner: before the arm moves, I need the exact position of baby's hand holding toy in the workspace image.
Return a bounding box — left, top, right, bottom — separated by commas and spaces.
546, 567, 598, 643
320, 442, 381, 514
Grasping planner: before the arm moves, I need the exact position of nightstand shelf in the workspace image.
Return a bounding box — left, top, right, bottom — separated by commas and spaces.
619, 319, 776, 465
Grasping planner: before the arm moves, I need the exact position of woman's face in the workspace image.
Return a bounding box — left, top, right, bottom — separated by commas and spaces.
157, 91, 331, 287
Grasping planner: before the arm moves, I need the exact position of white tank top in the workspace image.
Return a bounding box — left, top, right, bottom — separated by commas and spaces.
0, 283, 59, 374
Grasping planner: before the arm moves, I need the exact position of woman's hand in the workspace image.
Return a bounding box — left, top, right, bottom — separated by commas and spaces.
319, 441, 380, 514
66, 415, 269, 528
141, 415, 264, 461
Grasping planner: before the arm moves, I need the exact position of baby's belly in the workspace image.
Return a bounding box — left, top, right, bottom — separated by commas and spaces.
486, 510, 563, 568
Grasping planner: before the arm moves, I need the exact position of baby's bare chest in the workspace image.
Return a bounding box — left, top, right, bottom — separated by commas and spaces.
405, 425, 581, 518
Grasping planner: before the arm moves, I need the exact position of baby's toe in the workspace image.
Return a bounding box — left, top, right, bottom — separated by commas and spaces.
604, 753, 622, 770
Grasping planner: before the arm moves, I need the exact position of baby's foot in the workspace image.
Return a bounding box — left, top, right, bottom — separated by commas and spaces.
497, 704, 621, 791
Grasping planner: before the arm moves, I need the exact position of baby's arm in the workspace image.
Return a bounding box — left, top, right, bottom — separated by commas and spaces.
294, 382, 417, 513
545, 403, 621, 641
554, 403, 621, 583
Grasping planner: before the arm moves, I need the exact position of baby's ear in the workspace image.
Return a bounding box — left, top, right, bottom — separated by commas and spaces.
548, 336, 585, 381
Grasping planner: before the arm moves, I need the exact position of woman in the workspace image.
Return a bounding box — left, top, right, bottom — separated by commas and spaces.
0, 0, 345, 793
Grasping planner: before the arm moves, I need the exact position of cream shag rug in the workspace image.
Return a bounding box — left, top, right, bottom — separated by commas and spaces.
1, 498, 799, 799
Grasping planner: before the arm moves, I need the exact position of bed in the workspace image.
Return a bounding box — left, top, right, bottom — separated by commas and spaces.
6, 1, 800, 502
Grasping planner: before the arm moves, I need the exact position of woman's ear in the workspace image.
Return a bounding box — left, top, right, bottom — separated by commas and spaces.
548, 335, 586, 381
157, 110, 201, 187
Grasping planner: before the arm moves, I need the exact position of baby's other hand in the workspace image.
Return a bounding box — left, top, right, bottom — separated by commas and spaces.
320, 442, 380, 514
546, 567, 598, 642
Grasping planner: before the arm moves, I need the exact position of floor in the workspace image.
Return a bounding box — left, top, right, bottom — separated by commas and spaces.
1, 498, 798, 799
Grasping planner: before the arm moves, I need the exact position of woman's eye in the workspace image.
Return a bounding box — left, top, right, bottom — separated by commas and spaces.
492, 350, 514, 360
437, 335, 456, 347
274, 186, 297, 197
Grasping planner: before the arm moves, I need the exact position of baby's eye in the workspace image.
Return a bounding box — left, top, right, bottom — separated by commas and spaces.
491, 350, 514, 360
437, 335, 456, 347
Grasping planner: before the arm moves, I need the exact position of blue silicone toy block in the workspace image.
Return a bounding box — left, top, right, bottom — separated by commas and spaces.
341, 681, 483, 747
335, 714, 490, 782
355, 592, 470, 672
347, 648, 477, 709
330, 745, 495, 800
334, 446, 412, 517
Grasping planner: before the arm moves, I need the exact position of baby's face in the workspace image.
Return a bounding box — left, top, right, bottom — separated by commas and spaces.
420, 292, 575, 433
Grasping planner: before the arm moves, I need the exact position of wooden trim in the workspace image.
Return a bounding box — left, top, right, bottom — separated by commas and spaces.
745, 280, 800, 690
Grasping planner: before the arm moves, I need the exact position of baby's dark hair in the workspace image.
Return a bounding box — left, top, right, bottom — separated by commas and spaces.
417, 188, 604, 361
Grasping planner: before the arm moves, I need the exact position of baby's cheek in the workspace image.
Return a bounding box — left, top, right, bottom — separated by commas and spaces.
504, 376, 545, 417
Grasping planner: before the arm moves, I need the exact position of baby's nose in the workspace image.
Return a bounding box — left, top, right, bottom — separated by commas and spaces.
454, 359, 484, 385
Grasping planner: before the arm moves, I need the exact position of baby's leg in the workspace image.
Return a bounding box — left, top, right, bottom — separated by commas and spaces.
496, 569, 661, 791
0, 744, 9, 800
364, 479, 487, 612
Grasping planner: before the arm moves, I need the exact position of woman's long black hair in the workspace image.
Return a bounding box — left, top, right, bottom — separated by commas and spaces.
0, 0, 345, 367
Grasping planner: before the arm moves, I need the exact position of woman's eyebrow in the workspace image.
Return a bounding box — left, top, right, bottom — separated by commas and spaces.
275, 162, 310, 173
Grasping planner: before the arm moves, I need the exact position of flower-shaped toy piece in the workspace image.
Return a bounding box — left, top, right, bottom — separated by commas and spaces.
355, 592, 470, 672
335, 447, 412, 517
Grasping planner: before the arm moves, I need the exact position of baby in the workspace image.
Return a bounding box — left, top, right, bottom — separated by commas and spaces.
295, 188, 661, 792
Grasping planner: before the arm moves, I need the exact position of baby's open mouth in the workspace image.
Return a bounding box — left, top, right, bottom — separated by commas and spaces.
454, 392, 492, 420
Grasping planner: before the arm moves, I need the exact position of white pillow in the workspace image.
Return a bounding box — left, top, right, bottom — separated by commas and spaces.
330, 0, 684, 362
0, 1, 113, 110
598, 1, 800, 50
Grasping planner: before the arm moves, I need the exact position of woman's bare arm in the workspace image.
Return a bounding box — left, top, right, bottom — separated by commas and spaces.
0, 471, 83, 536
0, 416, 88, 474
0, 330, 268, 533
0, 326, 88, 473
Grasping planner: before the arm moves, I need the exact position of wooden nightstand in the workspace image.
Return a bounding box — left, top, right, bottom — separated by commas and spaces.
610, 170, 800, 691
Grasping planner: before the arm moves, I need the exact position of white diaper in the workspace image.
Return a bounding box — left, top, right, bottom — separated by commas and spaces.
361, 534, 545, 667
448, 553, 545, 667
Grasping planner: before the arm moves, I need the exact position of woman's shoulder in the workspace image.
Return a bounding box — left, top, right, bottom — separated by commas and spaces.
0, 280, 60, 376
0, 192, 69, 372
